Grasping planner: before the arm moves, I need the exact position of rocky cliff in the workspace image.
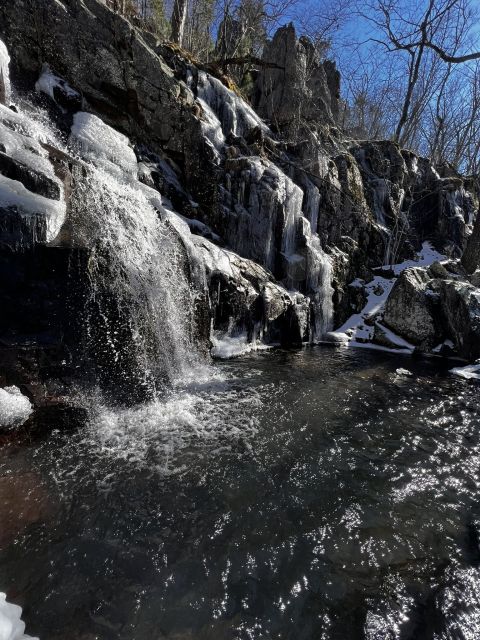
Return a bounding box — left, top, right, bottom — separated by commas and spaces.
0, 0, 478, 414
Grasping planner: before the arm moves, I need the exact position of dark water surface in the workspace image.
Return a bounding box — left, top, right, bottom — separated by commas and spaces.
1, 347, 480, 639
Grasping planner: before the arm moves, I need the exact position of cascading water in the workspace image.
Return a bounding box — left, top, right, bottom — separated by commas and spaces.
69, 112, 204, 398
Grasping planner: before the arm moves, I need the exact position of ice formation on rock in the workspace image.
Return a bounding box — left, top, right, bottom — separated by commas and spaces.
0, 592, 38, 640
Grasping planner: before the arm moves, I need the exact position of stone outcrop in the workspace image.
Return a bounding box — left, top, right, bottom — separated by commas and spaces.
383, 261, 480, 361
383, 267, 439, 348
254, 24, 340, 131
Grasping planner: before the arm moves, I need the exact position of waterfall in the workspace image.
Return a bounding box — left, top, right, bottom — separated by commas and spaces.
303, 179, 334, 340
69, 112, 204, 398
306, 235, 334, 339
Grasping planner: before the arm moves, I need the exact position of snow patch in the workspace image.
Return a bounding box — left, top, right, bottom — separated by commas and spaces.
333, 242, 446, 354
35, 65, 80, 104
0, 174, 66, 241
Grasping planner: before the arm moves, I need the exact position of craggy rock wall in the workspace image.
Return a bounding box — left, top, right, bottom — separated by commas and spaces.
0, 0, 478, 405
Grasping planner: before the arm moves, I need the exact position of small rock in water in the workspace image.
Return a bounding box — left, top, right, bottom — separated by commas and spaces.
395, 368, 413, 377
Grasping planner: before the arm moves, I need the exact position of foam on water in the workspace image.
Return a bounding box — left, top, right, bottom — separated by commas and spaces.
82, 368, 262, 475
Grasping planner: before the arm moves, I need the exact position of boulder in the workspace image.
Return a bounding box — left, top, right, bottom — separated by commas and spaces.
383, 267, 439, 347
440, 280, 480, 360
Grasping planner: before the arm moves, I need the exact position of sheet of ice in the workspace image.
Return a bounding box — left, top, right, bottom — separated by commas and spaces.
0, 39, 11, 105
450, 364, 480, 380
196, 71, 269, 141
70, 112, 138, 177
333, 242, 446, 354
0, 104, 65, 189
0, 593, 38, 640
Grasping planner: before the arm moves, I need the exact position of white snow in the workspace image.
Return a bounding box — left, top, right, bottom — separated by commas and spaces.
35, 65, 80, 105
450, 364, 480, 380
331, 242, 446, 354
0, 100, 68, 243
0, 174, 66, 241
0, 593, 38, 640
432, 339, 455, 353
0, 386, 33, 428
396, 368, 413, 376
0, 39, 11, 105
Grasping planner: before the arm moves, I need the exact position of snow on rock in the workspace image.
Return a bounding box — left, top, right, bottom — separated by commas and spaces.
0, 39, 11, 105
70, 112, 138, 177
0, 386, 33, 428
331, 242, 446, 354
450, 363, 480, 380
0, 174, 66, 242
35, 64, 81, 105
396, 368, 413, 377
0, 100, 68, 243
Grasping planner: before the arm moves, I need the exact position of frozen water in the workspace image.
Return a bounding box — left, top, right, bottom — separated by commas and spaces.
0, 386, 32, 428
71, 112, 138, 177
0, 39, 11, 105
0, 593, 38, 640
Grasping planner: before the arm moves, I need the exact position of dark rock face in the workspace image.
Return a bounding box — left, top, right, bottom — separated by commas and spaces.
383, 267, 439, 347
0, 0, 201, 163
440, 280, 480, 361
254, 24, 340, 131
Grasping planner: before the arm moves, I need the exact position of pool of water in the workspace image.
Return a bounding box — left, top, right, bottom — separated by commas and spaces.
1, 346, 479, 639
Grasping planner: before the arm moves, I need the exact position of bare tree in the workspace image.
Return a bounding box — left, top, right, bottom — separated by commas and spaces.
359, 0, 480, 144
171, 0, 188, 44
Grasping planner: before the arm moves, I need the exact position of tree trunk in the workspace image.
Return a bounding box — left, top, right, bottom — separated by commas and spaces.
171, 0, 187, 46
462, 207, 480, 274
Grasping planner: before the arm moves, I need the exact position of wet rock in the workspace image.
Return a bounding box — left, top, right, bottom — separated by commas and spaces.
0, 151, 61, 199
